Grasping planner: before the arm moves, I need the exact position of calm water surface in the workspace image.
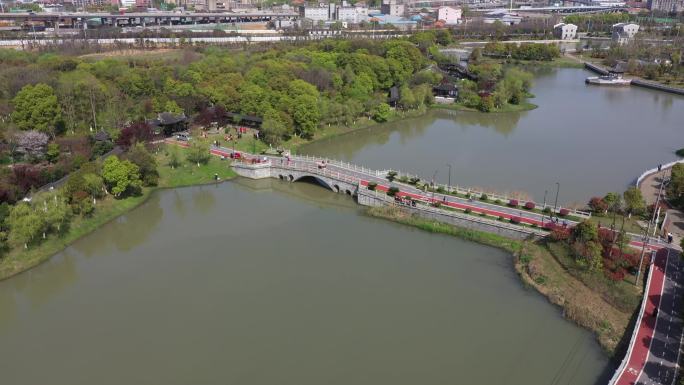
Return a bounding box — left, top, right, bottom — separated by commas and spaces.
0, 180, 608, 385
302, 68, 684, 204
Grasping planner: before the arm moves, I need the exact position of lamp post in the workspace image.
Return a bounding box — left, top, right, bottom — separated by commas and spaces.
431, 169, 439, 204
552, 182, 560, 218
446, 163, 452, 195
635, 168, 666, 285
541, 189, 548, 228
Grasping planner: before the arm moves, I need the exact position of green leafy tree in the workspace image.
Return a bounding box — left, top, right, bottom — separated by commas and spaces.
186, 142, 211, 166
102, 156, 143, 198
260, 109, 289, 146
667, 163, 684, 209
46, 143, 60, 163
8, 202, 44, 249
623, 186, 645, 217
11, 83, 62, 134
372, 103, 391, 122
168, 146, 182, 169
291, 95, 320, 139
35, 192, 72, 236
126, 142, 159, 186
603, 192, 622, 212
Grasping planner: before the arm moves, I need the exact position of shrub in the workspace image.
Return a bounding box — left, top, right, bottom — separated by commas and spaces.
480, 194, 488, 201
464, 208, 472, 214
479, 211, 487, 216
367, 182, 377, 191
559, 208, 570, 216
387, 186, 399, 197
399, 175, 409, 183
495, 199, 502, 205
498, 216, 504, 221
677, 148, 684, 157
524, 202, 535, 210
542, 207, 551, 214
508, 199, 519, 207
386, 171, 397, 182
588, 197, 608, 214
432, 201, 442, 208
510, 216, 521, 224
436, 186, 445, 194
409, 177, 420, 185
465, 193, 471, 199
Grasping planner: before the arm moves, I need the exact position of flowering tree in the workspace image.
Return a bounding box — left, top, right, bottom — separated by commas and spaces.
16, 130, 49, 160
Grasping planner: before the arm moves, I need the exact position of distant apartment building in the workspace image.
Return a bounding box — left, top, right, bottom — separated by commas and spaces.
300, 6, 330, 21
437, 6, 461, 25
337, 5, 368, 23
611, 22, 639, 44
380, 0, 405, 17
553, 22, 577, 40
647, 0, 684, 12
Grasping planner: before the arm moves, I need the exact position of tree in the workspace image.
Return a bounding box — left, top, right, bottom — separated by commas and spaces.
168, 146, 182, 169
116, 121, 154, 148
667, 163, 684, 209
102, 156, 142, 198
15, 130, 49, 160
126, 142, 159, 186
186, 142, 210, 166
260, 109, 288, 146
588, 197, 608, 214
11, 83, 62, 134
291, 94, 320, 138
623, 186, 645, 217
603, 192, 622, 212
8, 202, 44, 248
372, 103, 391, 122
46, 143, 60, 163
35, 192, 71, 236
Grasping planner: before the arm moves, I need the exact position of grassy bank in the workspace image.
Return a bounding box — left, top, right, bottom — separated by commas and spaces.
366, 205, 635, 354
0, 145, 237, 281
435, 101, 538, 113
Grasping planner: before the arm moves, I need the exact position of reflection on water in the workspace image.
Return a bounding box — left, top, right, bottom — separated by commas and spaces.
0, 181, 609, 385
301, 68, 684, 203
71, 194, 164, 256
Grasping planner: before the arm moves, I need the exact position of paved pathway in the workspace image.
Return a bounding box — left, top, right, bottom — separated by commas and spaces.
639, 167, 684, 248
612, 247, 684, 385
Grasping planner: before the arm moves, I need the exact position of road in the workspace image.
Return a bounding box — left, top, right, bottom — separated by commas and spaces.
611, 247, 684, 385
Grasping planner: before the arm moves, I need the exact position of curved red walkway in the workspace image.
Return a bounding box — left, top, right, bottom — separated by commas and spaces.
613, 248, 668, 385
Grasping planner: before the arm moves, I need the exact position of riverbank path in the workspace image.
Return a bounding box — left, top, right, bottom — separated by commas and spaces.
639, 167, 684, 248
611, 247, 684, 385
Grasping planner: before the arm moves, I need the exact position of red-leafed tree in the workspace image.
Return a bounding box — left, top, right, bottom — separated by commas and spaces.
117, 121, 154, 148
588, 197, 608, 214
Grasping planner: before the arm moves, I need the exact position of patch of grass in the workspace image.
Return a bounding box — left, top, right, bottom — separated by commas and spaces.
545, 241, 640, 313
157, 145, 237, 188
435, 101, 538, 113
585, 214, 645, 234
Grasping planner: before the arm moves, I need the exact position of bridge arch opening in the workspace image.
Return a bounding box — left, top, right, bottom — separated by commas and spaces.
333, 184, 340, 193
288, 175, 294, 182
278, 174, 284, 180
345, 189, 352, 196
293, 175, 335, 192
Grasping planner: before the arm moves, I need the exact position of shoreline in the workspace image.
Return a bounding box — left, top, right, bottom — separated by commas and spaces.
0, 150, 239, 282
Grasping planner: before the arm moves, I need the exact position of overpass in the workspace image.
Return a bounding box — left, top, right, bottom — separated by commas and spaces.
0, 11, 298, 29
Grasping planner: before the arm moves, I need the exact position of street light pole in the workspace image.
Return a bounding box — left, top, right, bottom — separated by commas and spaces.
541, 189, 548, 228
553, 182, 560, 218
431, 169, 439, 204
635, 169, 666, 285
446, 163, 452, 195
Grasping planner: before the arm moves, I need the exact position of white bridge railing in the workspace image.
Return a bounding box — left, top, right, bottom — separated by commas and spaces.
636, 159, 684, 188
291, 154, 591, 219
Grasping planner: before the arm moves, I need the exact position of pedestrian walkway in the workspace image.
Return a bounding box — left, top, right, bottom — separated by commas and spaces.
610, 247, 684, 385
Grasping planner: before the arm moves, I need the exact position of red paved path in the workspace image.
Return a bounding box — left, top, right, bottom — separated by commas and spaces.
613, 248, 668, 385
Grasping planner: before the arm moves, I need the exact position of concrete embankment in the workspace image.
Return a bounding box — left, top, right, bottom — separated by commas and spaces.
584, 63, 684, 96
